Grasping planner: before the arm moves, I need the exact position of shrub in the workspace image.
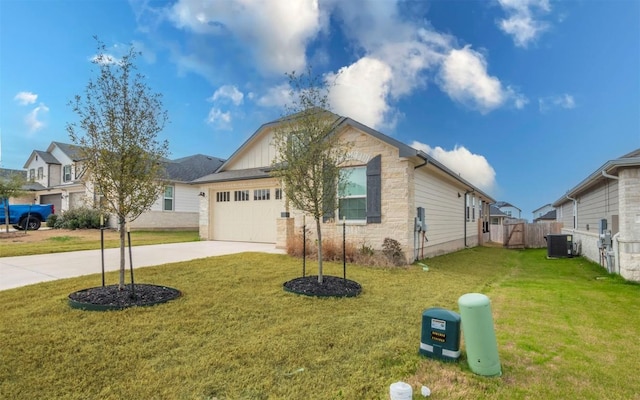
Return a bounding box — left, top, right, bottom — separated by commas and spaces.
52, 207, 107, 230
382, 237, 406, 266
285, 233, 408, 267
46, 214, 58, 228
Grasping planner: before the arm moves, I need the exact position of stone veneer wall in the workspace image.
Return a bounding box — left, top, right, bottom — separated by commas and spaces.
316, 127, 413, 261
618, 168, 640, 281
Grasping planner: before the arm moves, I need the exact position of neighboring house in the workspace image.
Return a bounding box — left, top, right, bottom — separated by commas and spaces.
552, 148, 640, 282
489, 205, 509, 226
532, 203, 555, 221
22, 141, 224, 230
533, 209, 556, 223
194, 112, 495, 262
0, 168, 36, 204
493, 201, 522, 221
23, 142, 87, 212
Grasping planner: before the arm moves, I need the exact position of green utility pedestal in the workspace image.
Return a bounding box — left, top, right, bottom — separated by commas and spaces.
458, 293, 502, 376
419, 308, 461, 361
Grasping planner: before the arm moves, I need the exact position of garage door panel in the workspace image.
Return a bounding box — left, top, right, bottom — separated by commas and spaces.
212, 187, 282, 243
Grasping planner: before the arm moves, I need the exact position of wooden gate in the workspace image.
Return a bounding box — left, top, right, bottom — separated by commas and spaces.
501, 222, 564, 249
504, 222, 525, 249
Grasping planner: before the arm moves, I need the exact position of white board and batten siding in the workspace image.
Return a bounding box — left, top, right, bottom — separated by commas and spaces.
225, 129, 277, 171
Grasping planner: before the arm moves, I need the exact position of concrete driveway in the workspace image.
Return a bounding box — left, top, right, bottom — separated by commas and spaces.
0, 241, 284, 291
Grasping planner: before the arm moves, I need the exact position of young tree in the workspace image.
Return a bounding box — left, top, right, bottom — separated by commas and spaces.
0, 171, 28, 233
271, 69, 351, 284
67, 38, 169, 290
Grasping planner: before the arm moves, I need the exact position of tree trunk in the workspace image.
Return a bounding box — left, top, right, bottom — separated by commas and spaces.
4, 204, 9, 233
316, 217, 323, 284
119, 217, 126, 290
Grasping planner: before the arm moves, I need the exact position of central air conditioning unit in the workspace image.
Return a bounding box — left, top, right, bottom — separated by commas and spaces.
546, 234, 574, 258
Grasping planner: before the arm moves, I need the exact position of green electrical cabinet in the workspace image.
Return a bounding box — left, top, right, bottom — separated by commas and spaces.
419, 307, 461, 361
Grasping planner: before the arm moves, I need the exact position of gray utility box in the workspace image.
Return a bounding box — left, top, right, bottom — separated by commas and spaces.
419, 307, 461, 362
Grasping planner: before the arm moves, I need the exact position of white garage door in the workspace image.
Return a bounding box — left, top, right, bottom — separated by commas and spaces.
40, 194, 62, 213
212, 186, 283, 243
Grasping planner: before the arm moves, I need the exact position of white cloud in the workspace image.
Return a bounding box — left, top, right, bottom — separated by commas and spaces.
90, 53, 121, 65
206, 107, 232, 129
326, 57, 394, 130
25, 103, 49, 133
438, 46, 526, 113
256, 83, 292, 108
539, 93, 576, 112
155, 0, 525, 123
411, 142, 496, 194
497, 0, 551, 48
169, 0, 323, 74
210, 85, 244, 105
14, 91, 38, 105
132, 40, 157, 64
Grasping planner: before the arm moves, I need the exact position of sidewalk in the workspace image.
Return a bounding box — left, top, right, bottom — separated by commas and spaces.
0, 241, 284, 291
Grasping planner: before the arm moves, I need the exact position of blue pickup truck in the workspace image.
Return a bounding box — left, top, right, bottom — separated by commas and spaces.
0, 198, 55, 230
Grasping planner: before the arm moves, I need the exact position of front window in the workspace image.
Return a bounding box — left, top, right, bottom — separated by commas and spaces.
163, 186, 174, 211
338, 166, 366, 221
63, 165, 72, 182
29, 169, 35, 181
37, 167, 44, 180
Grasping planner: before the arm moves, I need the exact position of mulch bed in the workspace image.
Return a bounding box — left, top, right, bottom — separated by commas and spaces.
68, 284, 181, 311
283, 275, 362, 297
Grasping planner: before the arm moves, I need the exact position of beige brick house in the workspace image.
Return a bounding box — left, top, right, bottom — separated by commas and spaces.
195, 113, 494, 262
553, 148, 640, 282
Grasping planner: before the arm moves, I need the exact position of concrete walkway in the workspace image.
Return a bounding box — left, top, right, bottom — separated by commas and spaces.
0, 241, 284, 291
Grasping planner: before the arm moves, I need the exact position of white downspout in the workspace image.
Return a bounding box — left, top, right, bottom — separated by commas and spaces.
601, 170, 619, 180
613, 232, 621, 274
566, 194, 577, 230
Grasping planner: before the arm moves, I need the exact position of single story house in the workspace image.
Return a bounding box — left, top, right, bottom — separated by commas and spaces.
22, 141, 224, 230
194, 112, 495, 262
552, 148, 640, 282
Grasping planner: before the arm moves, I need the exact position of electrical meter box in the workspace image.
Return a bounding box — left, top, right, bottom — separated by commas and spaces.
419, 307, 461, 361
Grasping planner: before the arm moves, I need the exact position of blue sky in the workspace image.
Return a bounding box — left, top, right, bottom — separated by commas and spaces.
1, 0, 638, 220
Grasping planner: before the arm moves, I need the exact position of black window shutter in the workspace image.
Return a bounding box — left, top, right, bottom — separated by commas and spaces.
367, 155, 382, 223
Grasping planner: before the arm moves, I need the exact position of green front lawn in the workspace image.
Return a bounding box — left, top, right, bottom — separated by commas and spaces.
1, 247, 638, 399
0, 230, 200, 257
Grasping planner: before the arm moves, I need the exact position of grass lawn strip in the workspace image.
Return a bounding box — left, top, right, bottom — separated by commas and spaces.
0, 229, 199, 257
0, 247, 638, 399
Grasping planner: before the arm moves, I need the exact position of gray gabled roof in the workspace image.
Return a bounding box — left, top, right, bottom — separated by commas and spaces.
534, 209, 557, 221
51, 142, 84, 161
197, 109, 495, 202
490, 205, 508, 217
553, 148, 640, 206
0, 168, 27, 180
164, 154, 225, 183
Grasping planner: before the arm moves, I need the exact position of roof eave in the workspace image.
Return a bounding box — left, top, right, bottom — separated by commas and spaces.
552, 157, 640, 206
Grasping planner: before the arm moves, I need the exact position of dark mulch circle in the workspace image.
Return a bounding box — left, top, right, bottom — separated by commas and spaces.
283, 275, 362, 297
68, 284, 181, 311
